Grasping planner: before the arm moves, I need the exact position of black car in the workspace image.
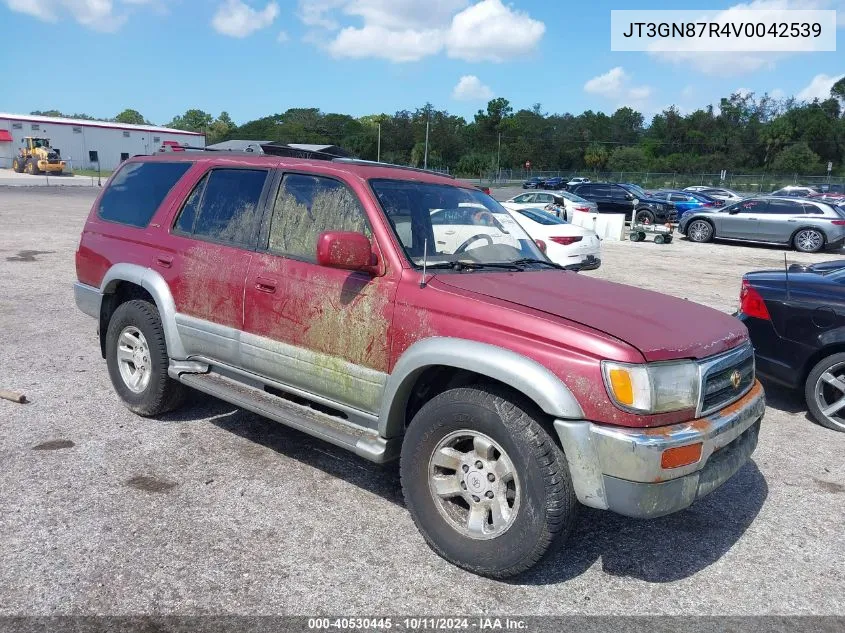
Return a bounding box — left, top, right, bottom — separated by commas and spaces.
541, 176, 566, 190
522, 176, 544, 189
569, 182, 677, 223
739, 260, 845, 432
818, 183, 845, 195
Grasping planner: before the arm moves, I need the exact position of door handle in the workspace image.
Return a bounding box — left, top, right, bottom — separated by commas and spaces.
155, 256, 173, 268
444, 230, 456, 235
255, 277, 277, 293
787, 219, 797, 222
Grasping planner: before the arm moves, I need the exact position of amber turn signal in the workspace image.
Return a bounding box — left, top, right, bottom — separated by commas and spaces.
661, 443, 703, 469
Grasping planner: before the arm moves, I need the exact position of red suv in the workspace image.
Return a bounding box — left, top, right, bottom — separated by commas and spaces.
75, 153, 765, 578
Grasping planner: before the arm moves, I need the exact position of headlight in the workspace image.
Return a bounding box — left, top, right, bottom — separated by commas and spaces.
602, 360, 699, 414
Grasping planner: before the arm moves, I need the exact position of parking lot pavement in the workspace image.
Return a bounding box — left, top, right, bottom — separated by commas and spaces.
1, 187, 843, 616
0, 168, 100, 187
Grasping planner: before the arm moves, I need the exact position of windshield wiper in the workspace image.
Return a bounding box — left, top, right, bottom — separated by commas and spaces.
509, 258, 567, 270
421, 261, 524, 272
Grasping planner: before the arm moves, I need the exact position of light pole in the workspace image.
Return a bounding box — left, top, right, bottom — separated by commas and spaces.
423, 119, 430, 170
377, 123, 381, 163
496, 132, 501, 182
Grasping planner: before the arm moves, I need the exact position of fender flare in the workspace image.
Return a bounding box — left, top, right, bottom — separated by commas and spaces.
379, 337, 584, 439
100, 263, 187, 359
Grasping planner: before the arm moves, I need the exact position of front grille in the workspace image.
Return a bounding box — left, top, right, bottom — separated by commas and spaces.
701, 353, 754, 414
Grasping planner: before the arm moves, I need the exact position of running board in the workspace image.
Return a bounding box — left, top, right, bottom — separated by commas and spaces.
178, 371, 399, 464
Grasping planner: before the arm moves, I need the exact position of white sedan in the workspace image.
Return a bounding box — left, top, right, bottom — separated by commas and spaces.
507, 207, 601, 270
502, 191, 597, 221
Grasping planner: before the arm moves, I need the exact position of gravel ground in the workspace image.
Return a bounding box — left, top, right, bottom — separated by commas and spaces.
1, 187, 843, 616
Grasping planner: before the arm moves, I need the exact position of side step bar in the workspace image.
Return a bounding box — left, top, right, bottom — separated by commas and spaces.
178, 371, 399, 464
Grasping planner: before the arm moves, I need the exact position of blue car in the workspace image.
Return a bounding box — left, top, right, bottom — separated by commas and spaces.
649, 190, 723, 219
541, 176, 566, 190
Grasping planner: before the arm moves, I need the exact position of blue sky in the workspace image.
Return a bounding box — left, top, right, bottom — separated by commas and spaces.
0, 0, 843, 126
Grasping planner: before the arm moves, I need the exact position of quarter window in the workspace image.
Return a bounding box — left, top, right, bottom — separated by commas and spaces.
174, 168, 268, 245
268, 174, 370, 261
98, 161, 193, 228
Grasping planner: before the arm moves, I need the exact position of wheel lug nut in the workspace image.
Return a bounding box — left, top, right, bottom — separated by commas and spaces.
472, 495, 480, 503
487, 473, 495, 482
462, 464, 469, 473
475, 460, 483, 469
485, 491, 494, 499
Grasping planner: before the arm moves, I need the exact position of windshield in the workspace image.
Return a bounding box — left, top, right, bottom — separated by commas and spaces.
371, 179, 547, 267
622, 184, 648, 198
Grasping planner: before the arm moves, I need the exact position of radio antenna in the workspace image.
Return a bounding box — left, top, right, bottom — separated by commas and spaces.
420, 238, 429, 288
784, 253, 791, 300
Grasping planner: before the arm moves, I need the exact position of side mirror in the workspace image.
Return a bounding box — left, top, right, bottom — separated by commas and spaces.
625, 193, 635, 201
316, 231, 375, 272
729, 208, 741, 215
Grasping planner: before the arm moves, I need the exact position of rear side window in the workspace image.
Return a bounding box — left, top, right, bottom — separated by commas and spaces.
518, 209, 565, 225
174, 168, 268, 246
98, 161, 192, 227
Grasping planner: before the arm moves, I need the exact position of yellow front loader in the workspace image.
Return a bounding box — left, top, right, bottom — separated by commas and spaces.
11, 137, 66, 175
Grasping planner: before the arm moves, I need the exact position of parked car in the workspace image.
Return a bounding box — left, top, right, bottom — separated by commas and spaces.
818, 183, 845, 195
522, 176, 544, 189
508, 207, 601, 270
771, 186, 818, 198
569, 182, 677, 224
567, 177, 591, 187
429, 206, 520, 253
541, 176, 566, 190
650, 190, 724, 219
683, 186, 744, 202
74, 153, 764, 578
739, 260, 845, 431
502, 190, 597, 221
678, 196, 845, 253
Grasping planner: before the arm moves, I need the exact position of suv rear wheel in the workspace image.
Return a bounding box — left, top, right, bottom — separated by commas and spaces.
105, 300, 186, 416
805, 353, 845, 432
400, 384, 577, 578
793, 228, 824, 253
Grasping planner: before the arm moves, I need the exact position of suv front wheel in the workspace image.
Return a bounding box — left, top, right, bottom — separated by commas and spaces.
400, 384, 577, 578
105, 300, 186, 416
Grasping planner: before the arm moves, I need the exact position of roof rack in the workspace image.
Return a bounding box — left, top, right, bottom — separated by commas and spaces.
331, 158, 455, 179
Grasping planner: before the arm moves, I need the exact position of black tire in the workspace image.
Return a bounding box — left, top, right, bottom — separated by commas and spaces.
664, 235, 673, 244
400, 384, 577, 579
687, 219, 714, 243
634, 209, 654, 224
26, 158, 39, 175
792, 228, 825, 253
105, 299, 186, 417
654, 234, 666, 244
805, 353, 845, 432
12, 156, 24, 173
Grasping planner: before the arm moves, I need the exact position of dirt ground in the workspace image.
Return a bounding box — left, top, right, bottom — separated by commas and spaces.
0, 187, 843, 617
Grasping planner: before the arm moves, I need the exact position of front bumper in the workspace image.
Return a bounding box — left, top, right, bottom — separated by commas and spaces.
554, 380, 765, 518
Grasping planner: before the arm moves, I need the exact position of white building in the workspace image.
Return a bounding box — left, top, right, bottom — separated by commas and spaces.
0, 112, 205, 171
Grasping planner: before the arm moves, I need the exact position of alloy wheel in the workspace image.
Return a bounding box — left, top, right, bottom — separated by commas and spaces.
688, 220, 712, 242
814, 363, 845, 431
428, 430, 520, 540
116, 326, 152, 393
795, 229, 823, 253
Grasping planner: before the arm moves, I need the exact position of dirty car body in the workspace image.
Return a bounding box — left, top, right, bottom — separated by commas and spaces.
74, 152, 765, 577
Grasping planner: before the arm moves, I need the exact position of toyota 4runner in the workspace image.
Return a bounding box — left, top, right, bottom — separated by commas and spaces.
75, 153, 765, 578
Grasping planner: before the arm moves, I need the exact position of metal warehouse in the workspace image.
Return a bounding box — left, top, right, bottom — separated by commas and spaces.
0, 113, 205, 172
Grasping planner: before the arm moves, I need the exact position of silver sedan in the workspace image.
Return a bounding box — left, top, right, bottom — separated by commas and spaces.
678, 196, 845, 253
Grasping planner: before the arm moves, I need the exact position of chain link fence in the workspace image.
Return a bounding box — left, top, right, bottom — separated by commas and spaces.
481, 169, 844, 194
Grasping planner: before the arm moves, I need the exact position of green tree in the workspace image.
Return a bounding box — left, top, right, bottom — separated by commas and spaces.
769, 142, 823, 174
114, 109, 147, 125
167, 109, 214, 133
207, 111, 236, 144
831, 76, 845, 103
583, 143, 608, 170
607, 146, 648, 172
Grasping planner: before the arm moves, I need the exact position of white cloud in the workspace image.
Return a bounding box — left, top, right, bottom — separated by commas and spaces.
647, 0, 845, 75
797, 73, 845, 101
3, 0, 159, 31
277, 30, 289, 42
446, 0, 545, 62
299, 0, 545, 62
583, 67, 653, 108
212, 0, 279, 38
452, 75, 493, 101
